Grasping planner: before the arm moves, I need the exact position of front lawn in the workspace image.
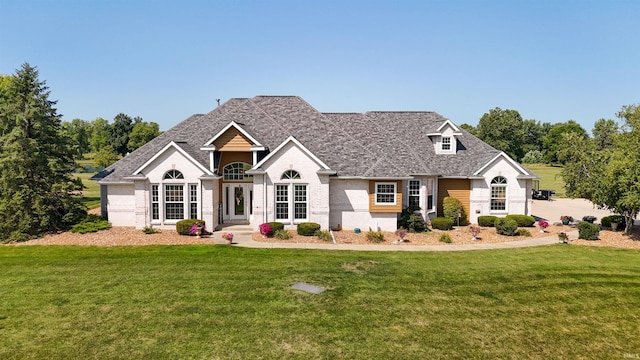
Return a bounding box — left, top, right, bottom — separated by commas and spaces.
0, 245, 638, 359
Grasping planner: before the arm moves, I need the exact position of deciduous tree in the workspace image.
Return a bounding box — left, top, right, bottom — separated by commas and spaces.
560, 105, 640, 234
476, 108, 526, 161
128, 121, 161, 151
542, 120, 588, 164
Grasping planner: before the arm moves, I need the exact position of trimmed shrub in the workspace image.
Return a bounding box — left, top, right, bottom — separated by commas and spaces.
315, 229, 332, 242
495, 218, 518, 236
274, 229, 292, 240
505, 214, 536, 227
398, 205, 421, 230
297, 222, 321, 236
71, 215, 112, 234
143, 226, 160, 234
431, 217, 454, 230
439, 233, 452, 243
578, 221, 600, 240
407, 214, 427, 233
268, 222, 285, 232
443, 197, 468, 225
478, 216, 499, 227
601, 215, 625, 230
176, 219, 204, 235
259, 223, 273, 237
516, 228, 532, 237
366, 228, 385, 243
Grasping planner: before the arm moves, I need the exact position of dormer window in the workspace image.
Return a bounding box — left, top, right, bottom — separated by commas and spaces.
442, 137, 452, 151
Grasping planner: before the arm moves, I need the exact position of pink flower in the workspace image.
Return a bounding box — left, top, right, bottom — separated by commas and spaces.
538, 220, 549, 229
259, 223, 273, 237
222, 232, 234, 241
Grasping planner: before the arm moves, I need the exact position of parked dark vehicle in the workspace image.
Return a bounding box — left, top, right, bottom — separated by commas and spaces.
532, 189, 555, 200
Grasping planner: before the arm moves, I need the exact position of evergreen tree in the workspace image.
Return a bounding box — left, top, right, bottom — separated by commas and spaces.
109, 113, 134, 156
0, 63, 85, 241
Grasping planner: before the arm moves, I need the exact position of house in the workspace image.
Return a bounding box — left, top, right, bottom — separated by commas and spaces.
92, 96, 537, 232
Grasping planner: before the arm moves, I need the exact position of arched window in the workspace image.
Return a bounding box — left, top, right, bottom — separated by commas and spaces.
281, 170, 301, 180
275, 170, 306, 222
164, 170, 184, 179
223, 162, 252, 181
490, 176, 507, 211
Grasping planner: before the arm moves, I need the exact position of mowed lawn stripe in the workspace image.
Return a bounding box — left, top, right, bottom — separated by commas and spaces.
0, 245, 638, 359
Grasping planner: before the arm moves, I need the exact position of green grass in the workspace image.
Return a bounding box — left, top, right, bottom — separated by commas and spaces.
525, 164, 566, 197
1, 245, 638, 359
75, 172, 100, 209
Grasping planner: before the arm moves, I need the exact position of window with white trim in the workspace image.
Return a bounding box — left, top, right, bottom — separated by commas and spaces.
189, 184, 198, 219
151, 184, 159, 220
490, 176, 507, 211
408, 180, 420, 208
275, 184, 289, 220
275, 170, 308, 222
427, 179, 435, 211
294, 184, 307, 220
164, 184, 184, 220
151, 170, 197, 222
223, 162, 252, 181
375, 182, 396, 205
442, 136, 452, 151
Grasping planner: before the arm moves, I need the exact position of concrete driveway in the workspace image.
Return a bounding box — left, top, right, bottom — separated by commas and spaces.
531, 198, 618, 224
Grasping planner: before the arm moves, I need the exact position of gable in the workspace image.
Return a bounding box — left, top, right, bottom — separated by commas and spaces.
473, 153, 532, 178
214, 127, 252, 152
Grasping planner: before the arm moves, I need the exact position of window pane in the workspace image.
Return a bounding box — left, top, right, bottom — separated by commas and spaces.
294, 203, 307, 220
294, 185, 307, 220
276, 203, 288, 220
165, 203, 184, 220
376, 183, 396, 204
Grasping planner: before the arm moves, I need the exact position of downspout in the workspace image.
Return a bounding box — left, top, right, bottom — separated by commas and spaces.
263, 173, 267, 224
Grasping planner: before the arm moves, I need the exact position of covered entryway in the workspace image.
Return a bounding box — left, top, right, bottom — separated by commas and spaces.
222, 183, 253, 222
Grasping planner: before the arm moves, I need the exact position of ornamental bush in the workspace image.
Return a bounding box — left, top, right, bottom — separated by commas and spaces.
259, 223, 273, 237
176, 219, 204, 235
495, 218, 518, 236
431, 217, 454, 230
70, 215, 112, 234
505, 214, 536, 227
439, 233, 452, 243
398, 205, 421, 229
366, 228, 385, 243
407, 214, 428, 233
600, 215, 625, 230
297, 222, 321, 236
443, 197, 467, 225
478, 216, 499, 227
577, 221, 600, 240
268, 222, 285, 232
274, 229, 292, 240
315, 229, 332, 242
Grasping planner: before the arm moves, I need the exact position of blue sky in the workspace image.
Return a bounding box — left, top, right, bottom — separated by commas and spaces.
1, 0, 638, 131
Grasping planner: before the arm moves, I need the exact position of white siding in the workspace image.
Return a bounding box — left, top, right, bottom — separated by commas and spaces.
106, 184, 136, 226
252, 141, 329, 231
329, 179, 397, 231
107, 147, 214, 229
469, 156, 532, 224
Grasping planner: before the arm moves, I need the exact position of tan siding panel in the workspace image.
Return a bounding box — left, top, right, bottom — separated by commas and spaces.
214, 128, 252, 151
437, 179, 471, 218
368, 180, 402, 213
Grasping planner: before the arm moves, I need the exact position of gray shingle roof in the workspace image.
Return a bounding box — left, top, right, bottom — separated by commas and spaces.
94, 96, 517, 183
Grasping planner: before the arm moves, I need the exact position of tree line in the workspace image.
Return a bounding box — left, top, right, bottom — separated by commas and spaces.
62, 112, 161, 168
461, 108, 619, 165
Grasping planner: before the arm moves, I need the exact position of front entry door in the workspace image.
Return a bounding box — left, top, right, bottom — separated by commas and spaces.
224, 184, 252, 221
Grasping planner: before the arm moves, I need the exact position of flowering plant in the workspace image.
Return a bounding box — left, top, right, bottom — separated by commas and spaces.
470, 225, 481, 238
538, 220, 549, 229
259, 223, 273, 237
395, 228, 407, 240
221, 232, 234, 241
190, 221, 205, 236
